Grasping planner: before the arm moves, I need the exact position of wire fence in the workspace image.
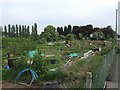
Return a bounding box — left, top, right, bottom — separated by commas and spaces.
91, 47, 116, 88
92, 48, 115, 88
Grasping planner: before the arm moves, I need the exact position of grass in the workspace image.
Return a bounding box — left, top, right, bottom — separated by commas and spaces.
60, 52, 109, 88
0, 69, 2, 81
40, 70, 66, 81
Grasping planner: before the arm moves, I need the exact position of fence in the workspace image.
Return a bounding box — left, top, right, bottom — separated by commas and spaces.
86, 47, 116, 88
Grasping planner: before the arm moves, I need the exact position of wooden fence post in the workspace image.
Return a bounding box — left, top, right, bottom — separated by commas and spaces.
86, 72, 92, 89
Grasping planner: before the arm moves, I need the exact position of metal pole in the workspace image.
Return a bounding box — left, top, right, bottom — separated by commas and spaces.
116, 9, 118, 33
115, 9, 119, 41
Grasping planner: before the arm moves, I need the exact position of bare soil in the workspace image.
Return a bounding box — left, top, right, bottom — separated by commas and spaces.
2, 81, 40, 88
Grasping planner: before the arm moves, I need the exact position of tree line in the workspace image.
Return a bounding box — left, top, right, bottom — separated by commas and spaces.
57, 24, 116, 39
2, 23, 116, 42
2, 23, 38, 37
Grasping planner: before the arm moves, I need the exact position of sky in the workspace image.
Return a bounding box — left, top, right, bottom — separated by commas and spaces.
0, 0, 120, 33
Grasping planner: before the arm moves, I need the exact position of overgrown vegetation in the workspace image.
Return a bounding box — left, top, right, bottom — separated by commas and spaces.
2, 24, 117, 88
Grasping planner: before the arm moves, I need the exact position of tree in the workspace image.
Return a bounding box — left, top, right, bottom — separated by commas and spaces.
72, 26, 80, 38
34, 23, 37, 35
8, 24, 11, 37
57, 27, 64, 35
40, 25, 59, 42
31, 23, 38, 38
64, 26, 68, 36
65, 34, 74, 43
101, 26, 115, 40
57, 27, 60, 35
4, 25, 7, 37
67, 25, 72, 34
72, 26, 79, 35
24, 25, 27, 37
19, 25, 22, 37
31, 25, 34, 36
26, 26, 30, 37
16, 24, 18, 37
21, 25, 25, 37
0, 26, 3, 36
60, 27, 64, 35
107, 25, 112, 30
11, 25, 15, 37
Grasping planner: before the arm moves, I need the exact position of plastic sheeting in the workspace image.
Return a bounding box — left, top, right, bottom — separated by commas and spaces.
68, 53, 79, 57
28, 50, 37, 58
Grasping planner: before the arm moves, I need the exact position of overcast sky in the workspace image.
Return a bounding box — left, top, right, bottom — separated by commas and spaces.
0, 0, 119, 33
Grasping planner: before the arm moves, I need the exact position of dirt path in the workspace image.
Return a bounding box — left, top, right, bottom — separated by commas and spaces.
2, 81, 40, 88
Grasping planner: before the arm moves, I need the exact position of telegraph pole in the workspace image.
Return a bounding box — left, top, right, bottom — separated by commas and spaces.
115, 9, 118, 41
116, 9, 118, 33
